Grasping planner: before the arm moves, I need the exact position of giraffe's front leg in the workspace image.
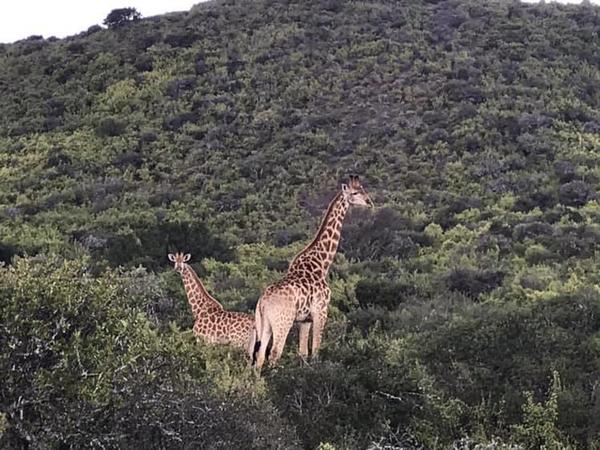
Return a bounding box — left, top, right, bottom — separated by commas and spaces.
310, 308, 330, 361
269, 315, 295, 366
310, 288, 331, 359
309, 308, 327, 360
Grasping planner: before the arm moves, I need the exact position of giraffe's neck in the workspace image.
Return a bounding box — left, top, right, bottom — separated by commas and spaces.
180, 264, 222, 317
289, 191, 349, 276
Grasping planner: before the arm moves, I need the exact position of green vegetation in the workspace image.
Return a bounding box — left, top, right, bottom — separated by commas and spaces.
1, 0, 600, 448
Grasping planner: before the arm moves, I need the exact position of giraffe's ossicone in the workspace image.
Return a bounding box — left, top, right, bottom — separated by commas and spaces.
253, 176, 373, 370
169, 252, 256, 360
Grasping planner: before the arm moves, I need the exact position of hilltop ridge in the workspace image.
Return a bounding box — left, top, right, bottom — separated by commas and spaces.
0, 0, 599, 266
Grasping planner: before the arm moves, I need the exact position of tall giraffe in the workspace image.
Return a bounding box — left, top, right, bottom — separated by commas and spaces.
168, 252, 256, 359
253, 176, 373, 369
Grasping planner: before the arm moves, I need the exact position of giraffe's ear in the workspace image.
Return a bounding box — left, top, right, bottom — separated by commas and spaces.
168, 253, 176, 262
183, 253, 191, 262
341, 183, 349, 193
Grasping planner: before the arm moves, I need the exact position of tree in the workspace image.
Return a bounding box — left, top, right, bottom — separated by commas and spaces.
103, 7, 141, 28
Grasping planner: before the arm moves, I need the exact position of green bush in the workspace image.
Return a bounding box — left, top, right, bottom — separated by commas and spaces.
0, 255, 297, 449
444, 267, 505, 298
512, 371, 573, 449
354, 278, 413, 309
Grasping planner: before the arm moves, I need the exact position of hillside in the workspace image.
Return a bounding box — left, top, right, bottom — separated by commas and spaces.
1, 0, 600, 448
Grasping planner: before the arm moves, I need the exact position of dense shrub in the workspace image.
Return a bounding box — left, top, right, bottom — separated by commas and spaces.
75, 221, 233, 269
0, 244, 20, 265
558, 180, 595, 206
414, 293, 600, 445
0, 256, 298, 449
513, 221, 555, 240
162, 112, 198, 131
444, 267, 505, 298
341, 208, 428, 260
134, 54, 153, 72
355, 278, 414, 309
164, 33, 198, 48
84, 25, 103, 36
95, 117, 126, 137
267, 345, 421, 450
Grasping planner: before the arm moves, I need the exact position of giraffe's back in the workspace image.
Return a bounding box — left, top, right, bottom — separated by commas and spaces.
194, 309, 254, 348
261, 271, 329, 322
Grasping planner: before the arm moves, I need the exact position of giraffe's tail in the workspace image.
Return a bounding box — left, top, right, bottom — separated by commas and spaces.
252, 301, 263, 366
252, 299, 271, 366
252, 331, 261, 365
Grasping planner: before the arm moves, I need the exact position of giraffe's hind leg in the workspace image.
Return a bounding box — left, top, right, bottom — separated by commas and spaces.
310, 289, 331, 360
247, 328, 257, 363
269, 315, 295, 365
298, 322, 311, 362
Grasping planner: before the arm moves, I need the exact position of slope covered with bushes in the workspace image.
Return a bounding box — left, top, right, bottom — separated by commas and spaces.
1, 0, 600, 448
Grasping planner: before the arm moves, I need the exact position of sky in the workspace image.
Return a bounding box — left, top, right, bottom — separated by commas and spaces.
524, 0, 600, 1
0, 0, 599, 44
0, 1, 200, 43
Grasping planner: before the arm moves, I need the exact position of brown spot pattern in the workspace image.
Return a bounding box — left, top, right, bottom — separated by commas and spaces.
174, 260, 254, 349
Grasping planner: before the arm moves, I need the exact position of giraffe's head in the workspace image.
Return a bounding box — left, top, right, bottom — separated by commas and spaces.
342, 175, 373, 208
168, 252, 191, 273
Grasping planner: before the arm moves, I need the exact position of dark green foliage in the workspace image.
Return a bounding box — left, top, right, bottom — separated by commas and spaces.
558, 180, 596, 206
0, 243, 20, 265
164, 33, 198, 48
267, 341, 422, 449
413, 293, 600, 444
73, 220, 233, 269
85, 25, 103, 36
0, 256, 298, 449
103, 8, 141, 29
95, 116, 125, 137
444, 267, 505, 298
514, 221, 554, 241
342, 208, 430, 260
355, 278, 413, 309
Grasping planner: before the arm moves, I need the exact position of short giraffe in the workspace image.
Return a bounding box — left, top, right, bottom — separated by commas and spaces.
169, 252, 256, 359
253, 176, 373, 369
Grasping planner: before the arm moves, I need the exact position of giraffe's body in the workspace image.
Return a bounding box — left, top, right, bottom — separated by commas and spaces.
254, 176, 372, 369
169, 253, 256, 358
